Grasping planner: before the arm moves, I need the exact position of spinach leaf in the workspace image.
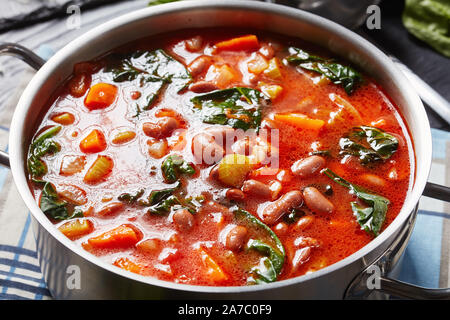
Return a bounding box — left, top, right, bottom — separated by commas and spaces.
27, 126, 62, 178
161, 154, 195, 183
322, 168, 390, 236
106, 49, 192, 110
148, 195, 181, 215
286, 47, 363, 94
191, 87, 269, 131
40, 182, 83, 220
231, 206, 285, 283
118, 188, 145, 204
403, 0, 450, 58
339, 126, 398, 164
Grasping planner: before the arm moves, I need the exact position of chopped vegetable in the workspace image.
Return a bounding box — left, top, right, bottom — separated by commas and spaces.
286, 47, 363, 94
83, 155, 114, 184
112, 130, 136, 144
118, 188, 145, 204
113, 257, 142, 274
273, 113, 325, 131
40, 182, 83, 220
339, 126, 398, 164
247, 54, 269, 74
191, 87, 269, 131
27, 125, 62, 178
84, 83, 118, 110
58, 218, 94, 240
263, 58, 283, 80
51, 112, 75, 125
148, 140, 169, 159
106, 49, 192, 110
161, 154, 195, 183
259, 83, 283, 100
198, 247, 228, 282
60, 155, 86, 176
217, 154, 254, 188
80, 129, 107, 153
323, 168, 390, 236
97, 202, 124, 216
232, 207, 285, 284
87, 224, 140, 249
214, 35, 259, 52
57, 184, 87, 205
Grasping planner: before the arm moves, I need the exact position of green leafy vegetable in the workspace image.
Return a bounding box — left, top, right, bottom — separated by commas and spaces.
322, 168, 390, 236
286, 47, 363, 94
118, 188, 145, 204
106, 49, 192, 110
27, 126, 62, 178
148, 195, 181, 215
403, 0, 450, 58
40, 182, 83, 220
161, 154, 195, 183
232, 206, 285, 284
191, 87, 269, 131
339, 126, 398, 164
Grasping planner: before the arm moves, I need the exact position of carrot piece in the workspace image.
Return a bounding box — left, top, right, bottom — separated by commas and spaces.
111, 130, 136, 144
97, 202, 124, 216
59, 219, 94, 240
214, 35, 259, 52
113, 257, 142, 274
198, 248, 228, 282
273, 113, 325, 130
87, 224, 139, 249
83, 155, 113, 184
84, 83, 117, 110
51, 112, 75, 125
80, 129, 107, 153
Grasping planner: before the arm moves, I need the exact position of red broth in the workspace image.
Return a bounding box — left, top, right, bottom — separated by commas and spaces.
28, 29, 413, 286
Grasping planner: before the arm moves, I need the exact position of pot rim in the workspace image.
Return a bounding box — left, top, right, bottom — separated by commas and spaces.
8, 0, 432, 294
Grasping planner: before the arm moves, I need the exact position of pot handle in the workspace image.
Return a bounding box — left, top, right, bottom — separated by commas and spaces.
345, 183, 450, 299
0, 42, 45, 168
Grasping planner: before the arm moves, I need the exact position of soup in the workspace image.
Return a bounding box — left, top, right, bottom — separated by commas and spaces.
27, 29, 412, 286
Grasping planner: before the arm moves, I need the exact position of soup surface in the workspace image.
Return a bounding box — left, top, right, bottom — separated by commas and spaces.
27, 29, 413, 286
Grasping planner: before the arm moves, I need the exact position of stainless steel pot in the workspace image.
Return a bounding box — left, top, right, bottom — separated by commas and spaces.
0, 0, 449, 299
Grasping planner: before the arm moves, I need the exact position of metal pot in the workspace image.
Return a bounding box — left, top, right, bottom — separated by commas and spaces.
0, 0, 449, 299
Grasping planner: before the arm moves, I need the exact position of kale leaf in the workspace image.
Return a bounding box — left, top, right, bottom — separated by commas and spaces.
161, 154, 195, 183
322, 168, 390, 236
232, 206, 285, 284
106, 49, 192, 110
27, 126, 62, 179
191, 87, 269, 131
339, 126, 398, 164
40, 182, 83, 220
286, 47, 363, 94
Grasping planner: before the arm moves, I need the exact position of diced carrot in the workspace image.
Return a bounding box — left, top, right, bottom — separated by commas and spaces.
113, 257, 142, 274
273, 113, 325, 131
60, 155, 86, 176
58, 219, 94, 240
51, 112, 75, 125
84, 83, 117, 110
214, 35, 259, 52
83, 155, 113, 184
57, 184, 87, 205
97, 202, 124, 216
198, 248, 228, 282
111, 130, 136, 144
87, 224, 139, 249
80, 129, 107, 153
